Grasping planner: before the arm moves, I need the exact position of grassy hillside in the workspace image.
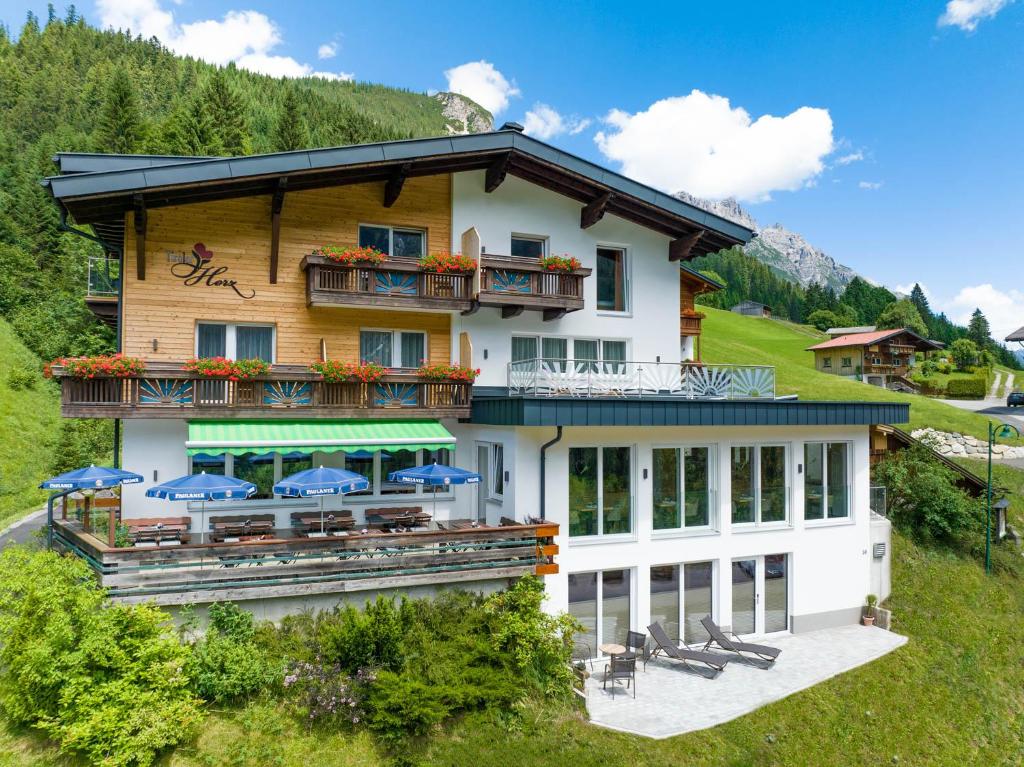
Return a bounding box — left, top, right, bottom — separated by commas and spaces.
0, 318, 59, 529
701, 307, 1022, 444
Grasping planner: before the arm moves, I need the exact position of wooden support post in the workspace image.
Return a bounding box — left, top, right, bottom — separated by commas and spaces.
668, 229, 705, 262
82, 494, 91, 533
108, 505, 116, 548
133, 194, 147, 280
580, 191, 612, 229
485, 153, 512, 193
383, 163, 410, 208
270, 178, 287, 285
501, 305, 525, 319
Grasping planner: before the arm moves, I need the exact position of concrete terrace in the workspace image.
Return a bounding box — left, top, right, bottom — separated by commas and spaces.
584, 625, 907, 739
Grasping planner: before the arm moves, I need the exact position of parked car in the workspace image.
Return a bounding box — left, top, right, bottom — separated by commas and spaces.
1009, 390, 1024, 408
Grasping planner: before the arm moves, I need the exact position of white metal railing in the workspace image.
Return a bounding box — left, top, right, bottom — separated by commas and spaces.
507, 359, 776, 400
87, 256, 120, 297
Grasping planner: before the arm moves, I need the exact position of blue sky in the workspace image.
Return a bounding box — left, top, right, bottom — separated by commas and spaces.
3, 0, 1022, 338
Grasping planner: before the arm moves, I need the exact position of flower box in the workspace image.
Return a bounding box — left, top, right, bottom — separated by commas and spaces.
309, 360, 386, 383
183, 357, 270, 381
418, 252, 477, 274
46, 353, 147, 379
313, 245, 387, 266
416, 364, 480, 383
539, 255, 583, 273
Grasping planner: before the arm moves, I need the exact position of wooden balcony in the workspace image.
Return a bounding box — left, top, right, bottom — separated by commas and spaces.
52, 516, 559, 605
53, 363, 472, 419
477, 255, 592, 321
302, 255, 475, 312
679, 311, 705, 336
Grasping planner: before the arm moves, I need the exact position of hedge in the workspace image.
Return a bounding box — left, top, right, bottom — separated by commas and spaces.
946, 376, 988, 399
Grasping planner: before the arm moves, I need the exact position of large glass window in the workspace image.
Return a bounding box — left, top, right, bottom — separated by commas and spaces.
652, 447, 713, 530
233, 453, 275, 499
359, 330, 427, 368
196, 323, 273, 361
511, 235, 546, 259
568, 446, 632, 537
764, 554, 788, 633
649, 565, 680, 642
651, 561, 715, 645
511, 336, 538, 363
568, 569, 632, 659
804, 442, 850, 520
381, 449, 418, 495
358, 224, 425, 258
731, 559, 756, 635
602, 569, 631, 648
731, 445, 789, 525
596, 247, 628, 312
683, 562, 714, 644
568, 572, 598, 658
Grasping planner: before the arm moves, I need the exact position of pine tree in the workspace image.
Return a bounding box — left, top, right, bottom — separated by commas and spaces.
272, 88, 309, 152
909, 283, 932, 329
202, 70, 250, 155
95, 69, 145, 153
160, 97, 224, 156
967, 308, 992, 348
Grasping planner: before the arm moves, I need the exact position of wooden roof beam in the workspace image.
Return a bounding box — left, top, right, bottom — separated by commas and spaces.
485, 153, 512, 193
580, 191, 613, 229
383, 163, 411, 208
669, 229, 705, 262
269, 177, 287, 285
133, 194, 147, 280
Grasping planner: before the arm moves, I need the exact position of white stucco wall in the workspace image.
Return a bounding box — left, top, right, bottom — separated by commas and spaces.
450, 171, 682, 387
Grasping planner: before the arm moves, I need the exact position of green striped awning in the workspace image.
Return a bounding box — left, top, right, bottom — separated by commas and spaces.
186, 419, 455, 457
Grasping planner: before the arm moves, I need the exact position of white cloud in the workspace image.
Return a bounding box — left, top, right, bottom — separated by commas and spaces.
938, 0, 1013, 31
96, 0, 353, 80
946, 284, 1024, 342
858, 180, 884, 190
895, 282, 933, 299
318, 41, 337, 60
593, 90, 834, 202
443, 61, 520, 115
522, 103, 591, 140
835, 151, 864, 165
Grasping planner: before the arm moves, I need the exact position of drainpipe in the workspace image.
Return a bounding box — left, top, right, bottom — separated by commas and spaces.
538, 426, 563, 520
46, 489, 73, 550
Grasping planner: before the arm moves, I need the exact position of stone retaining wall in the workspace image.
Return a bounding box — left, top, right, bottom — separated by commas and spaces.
911, 428, 1024, 460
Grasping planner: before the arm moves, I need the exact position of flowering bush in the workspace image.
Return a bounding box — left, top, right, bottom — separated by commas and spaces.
45, 353, 147, 379
184, 357, 270, 381
539, 254, 582, 272
283, 660, 375, 728
418, 252, 477, 273
310, 360, 386, 383
416, 363, 480, 382
313, 245, 387, 266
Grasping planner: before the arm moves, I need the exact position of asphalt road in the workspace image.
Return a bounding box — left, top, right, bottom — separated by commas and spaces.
0, 508, 47, 548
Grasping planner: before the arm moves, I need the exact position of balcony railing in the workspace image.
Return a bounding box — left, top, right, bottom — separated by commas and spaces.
52, 517, 559, 604
302, 255, 474, 311
477, 255, 591, 319
87, 255, 120, 297
680, 312, 704, 336
508, 359, 776, 399
53, 363, 472, 419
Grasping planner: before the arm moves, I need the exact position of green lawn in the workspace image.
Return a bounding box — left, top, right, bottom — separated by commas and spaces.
700, 308, 1023, 445
0, 319, 60, 530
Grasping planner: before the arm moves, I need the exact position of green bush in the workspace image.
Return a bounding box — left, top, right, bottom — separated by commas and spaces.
873, 443, 984, 543
0, 547, 203, 766
5, 366, 36, 390
364, 671, 450, 744
318, 596, 409, 673
946, 376, 988, 399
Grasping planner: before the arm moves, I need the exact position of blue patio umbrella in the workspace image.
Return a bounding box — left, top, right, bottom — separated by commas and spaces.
39, 465, 144, 547
273, 465, 370, 534
146, 472, 257, 539
387, 462, 482, 519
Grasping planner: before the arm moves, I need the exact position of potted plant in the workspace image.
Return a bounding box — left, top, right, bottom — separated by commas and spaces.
45, 353, 147, 379
312, 245, 387, 266
416, 363, 481, 383
418, 252, 477, 273
862, 594, 878, 626
310, 360, 386, 383
184, 357, 270, 381
539, 254, 583, 273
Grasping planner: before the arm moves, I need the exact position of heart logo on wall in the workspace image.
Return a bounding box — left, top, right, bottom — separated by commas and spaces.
193, 243, 214, 262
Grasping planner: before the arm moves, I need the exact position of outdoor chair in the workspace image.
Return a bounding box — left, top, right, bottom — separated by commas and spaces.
602, 655, 636, 698
620, 630, 649, 669
572, 638, 595, 671
647, 622, 729, 679
700, 615, 781, 667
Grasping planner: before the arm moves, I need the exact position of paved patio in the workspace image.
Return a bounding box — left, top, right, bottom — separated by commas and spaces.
584, 624, 907, 739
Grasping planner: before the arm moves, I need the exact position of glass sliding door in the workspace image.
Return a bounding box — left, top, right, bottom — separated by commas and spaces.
731, 559, 756, 635
650, 565, 680, 641
571, 569, 632, 656
568, 572, 598, 658
764, 554, 789, 633
601, 569, 631, 648
683, 561, 714, 644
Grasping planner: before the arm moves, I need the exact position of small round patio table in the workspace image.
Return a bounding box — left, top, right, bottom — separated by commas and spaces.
599, 643, 626, 657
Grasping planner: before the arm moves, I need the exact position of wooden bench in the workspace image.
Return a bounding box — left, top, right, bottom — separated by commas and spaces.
291, 510, 355, 535
365, 506, 430, 529
208, 513, 276, 541
122, 516, 192, 545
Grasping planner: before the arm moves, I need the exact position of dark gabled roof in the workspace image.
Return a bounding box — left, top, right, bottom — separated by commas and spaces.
43, 128, 753, 257
806, 327, 942, 352
1007, 326, 1024, 342
469, 394, 909, 427
679, 263, 724, 291
52, 152, 220, 175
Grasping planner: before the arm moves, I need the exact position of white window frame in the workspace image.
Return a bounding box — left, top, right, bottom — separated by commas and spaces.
511, 334, 630, 363
489, 443, 504, 500
730, 443, 791, 530
568, 444, 635, 542
358, 223, 427, 258
510, 233, 548, 259
650, 444, 718, 536
649, 559, 717, 644
803, 441, 853, 526
359, 328, 428, 369
595, 243, 632, 316
195, 321, 276, 361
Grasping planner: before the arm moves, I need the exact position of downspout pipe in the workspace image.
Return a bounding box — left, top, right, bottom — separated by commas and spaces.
539, 426, 563, 521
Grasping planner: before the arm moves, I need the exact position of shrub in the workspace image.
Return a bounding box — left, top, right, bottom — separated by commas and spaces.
363, 671, 449, 744
949, 338, 979, 371
283, 661, 374, 728
806, 309, 841, 333
946, 376, 988, 399
318, 596, 409, 673
5, 366, 36, 390
208, 600, 256, 641
873, 443, 984, 543
0, 547, 202, 766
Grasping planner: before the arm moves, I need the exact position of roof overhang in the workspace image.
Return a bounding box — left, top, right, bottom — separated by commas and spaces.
1006, 326, 1024, 343
469, 396, 910, 427
44, 130, 752, 258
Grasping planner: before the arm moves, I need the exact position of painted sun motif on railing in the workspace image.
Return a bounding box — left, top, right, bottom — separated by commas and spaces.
729, 366, 775, 398
139, 378, 194, 405
374, 382, 419, 407
491, 270, 532, 294
262, 381, 313, 407
374, 272, 418, 295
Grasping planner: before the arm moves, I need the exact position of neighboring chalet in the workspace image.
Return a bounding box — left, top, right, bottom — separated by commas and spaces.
826, 325, 876, 338
807, 328, 942, 390
731, 300, 772, 318
1007, 326, 1024, 345
42, 125, 906, 646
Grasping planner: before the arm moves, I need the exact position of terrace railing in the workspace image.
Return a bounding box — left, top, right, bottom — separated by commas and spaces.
54, 363, 472, 419
87, 255, 120, 297
507, 359, 776, 400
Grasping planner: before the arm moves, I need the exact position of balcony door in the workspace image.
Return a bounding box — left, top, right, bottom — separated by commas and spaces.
731, 554, 789, 637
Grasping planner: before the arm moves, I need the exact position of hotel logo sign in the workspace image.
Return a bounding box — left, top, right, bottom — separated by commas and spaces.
168, 243, 256, 300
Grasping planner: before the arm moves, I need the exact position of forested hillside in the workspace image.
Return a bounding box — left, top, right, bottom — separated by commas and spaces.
0, 9, 489, 363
